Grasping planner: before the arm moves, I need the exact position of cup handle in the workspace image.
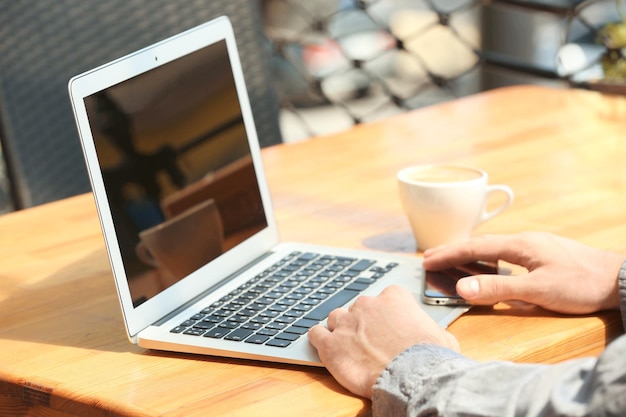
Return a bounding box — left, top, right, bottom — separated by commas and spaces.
480, 184, 514, 223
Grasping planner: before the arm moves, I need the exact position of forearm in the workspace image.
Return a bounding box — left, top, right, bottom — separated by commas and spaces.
373, 336, 626, 417
373, 344, 557, 417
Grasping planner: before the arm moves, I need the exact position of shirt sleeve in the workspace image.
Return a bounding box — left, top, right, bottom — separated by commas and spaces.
372, 259, 626, 417
618, 259, 626, 331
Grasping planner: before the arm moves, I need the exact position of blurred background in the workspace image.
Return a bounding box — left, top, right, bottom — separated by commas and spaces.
263, 0, 625, 141
0, 0, 624, 214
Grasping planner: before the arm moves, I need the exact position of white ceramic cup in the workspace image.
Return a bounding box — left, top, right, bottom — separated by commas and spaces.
397, 164, 514, 250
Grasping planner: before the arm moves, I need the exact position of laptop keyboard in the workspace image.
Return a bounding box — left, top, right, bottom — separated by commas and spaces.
170, 251, 398, 348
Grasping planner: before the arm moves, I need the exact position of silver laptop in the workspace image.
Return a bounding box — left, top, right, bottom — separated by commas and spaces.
68, 15, 467, 366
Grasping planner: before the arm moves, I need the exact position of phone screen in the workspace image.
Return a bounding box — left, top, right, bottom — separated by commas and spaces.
423, 262, 498, 305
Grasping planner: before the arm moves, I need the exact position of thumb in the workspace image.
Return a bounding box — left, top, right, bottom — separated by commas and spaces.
456, 275, 531, 305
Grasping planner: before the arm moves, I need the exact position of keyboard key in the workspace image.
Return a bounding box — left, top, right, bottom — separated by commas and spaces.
283, 309, 304, 318
170, 326, 187, 333
259, 310, 279, 319
202, 314, 222, 324
294, 318, 318, 329
276, 298, 297, 306
335, 256, 355, 264
265, 292, 284, 299
204, 327, 230, 339
242, 322, 263, 331
239, 308, 259, 317
248, 303, 267, 311
183, 328, 206, 336
229, 315, 248, 323
274, 332, 300, 341
283, 326, 308, 335
192, 322, 214, 330
304, 289, 360, 321
225, 328, 254, 341
317, 286, 336, 294
267, 304, 289, 313
292, 303, 313, 312
309, 292, 329, 300
274, 315, 296, 324
345, 282, 369, 292
218, 321, 239, 329
285, 292, 306, 301
266, 338, 292, 348
250, 316, 271, 324
212, 309, 231, 317
348, 259, 375, 272
294, 287, 314, 295
266, 321, 288, 331
298, 253, 318, 261
257, 328, 278, 336
245, 334, 270, 344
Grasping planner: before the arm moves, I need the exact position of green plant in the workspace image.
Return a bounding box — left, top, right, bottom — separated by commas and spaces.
597, 0, 626, 80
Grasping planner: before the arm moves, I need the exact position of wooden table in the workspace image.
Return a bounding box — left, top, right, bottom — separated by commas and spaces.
2, 85, 626, 416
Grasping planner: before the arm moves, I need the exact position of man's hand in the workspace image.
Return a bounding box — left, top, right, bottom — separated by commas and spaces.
308, 285, 459, 399
423, 232, 625, 314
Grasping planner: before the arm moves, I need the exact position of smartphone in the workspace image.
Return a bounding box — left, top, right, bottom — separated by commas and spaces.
422, 261, 498, 306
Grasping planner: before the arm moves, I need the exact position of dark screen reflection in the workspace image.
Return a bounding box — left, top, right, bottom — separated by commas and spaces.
84, 40, 268, 307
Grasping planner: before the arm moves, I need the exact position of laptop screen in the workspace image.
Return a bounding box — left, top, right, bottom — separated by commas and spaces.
83, 39, 268, 307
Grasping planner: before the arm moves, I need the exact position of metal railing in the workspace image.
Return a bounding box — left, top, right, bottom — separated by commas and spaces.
262, 0, 622, 141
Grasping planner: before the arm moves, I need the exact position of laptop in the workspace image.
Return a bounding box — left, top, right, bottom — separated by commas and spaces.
68, 15, 468, 366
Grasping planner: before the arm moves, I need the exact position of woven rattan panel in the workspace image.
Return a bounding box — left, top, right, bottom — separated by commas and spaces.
0, 0, 280, 209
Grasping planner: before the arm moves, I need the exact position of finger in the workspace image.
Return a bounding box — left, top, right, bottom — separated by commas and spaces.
307, 323, 331, 350
423, 234, 532, 271
326, 307, 348, 331
456, 274, 536, 305
422, 235, 505, 269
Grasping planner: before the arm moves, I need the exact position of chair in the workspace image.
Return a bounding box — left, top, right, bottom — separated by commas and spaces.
0, 0, 281, 210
